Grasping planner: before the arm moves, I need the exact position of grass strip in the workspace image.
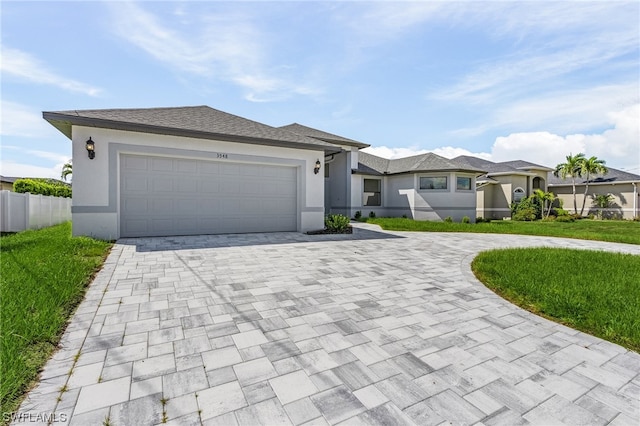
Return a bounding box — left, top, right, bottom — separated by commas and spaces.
0, 222, 111, 418
472, 247, 640, 352
366, 217, 640, 245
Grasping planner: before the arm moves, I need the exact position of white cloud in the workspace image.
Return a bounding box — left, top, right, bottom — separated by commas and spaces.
1, 101, 52, 138
108, 2, 320, 102
1, 46, 101, 96
490, 104, 640, 171
0, 161, 64, 180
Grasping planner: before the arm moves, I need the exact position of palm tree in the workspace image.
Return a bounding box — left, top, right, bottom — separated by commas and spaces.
61, 161, 72, 182
533, 189, 556, 219
578, 156, 608, 216
592, 193, 613, 219
554, 153, 585, 214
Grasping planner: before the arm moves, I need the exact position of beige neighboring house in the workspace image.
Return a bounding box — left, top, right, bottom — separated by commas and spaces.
1, 176, 19, 191
548, 168, 640, 219
453, 156, 552, 220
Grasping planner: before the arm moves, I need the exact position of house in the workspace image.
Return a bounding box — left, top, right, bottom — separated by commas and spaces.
453, 156, 553, 220
281, 124, 486, 221
0, 176, 19, 191
548, 168, 640, 219
43, 106, 338, 239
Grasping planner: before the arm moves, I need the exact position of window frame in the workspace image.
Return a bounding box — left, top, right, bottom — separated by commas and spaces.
456, 176, 473, 191
419, 176, 448, 191
363, 178, 382, 206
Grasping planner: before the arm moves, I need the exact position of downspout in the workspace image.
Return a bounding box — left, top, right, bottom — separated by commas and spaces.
633, 182, 638, 219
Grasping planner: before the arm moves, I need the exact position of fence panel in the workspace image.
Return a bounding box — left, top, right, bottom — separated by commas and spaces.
0, 191, 71, 232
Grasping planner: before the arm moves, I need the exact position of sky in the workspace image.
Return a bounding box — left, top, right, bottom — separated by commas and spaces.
2, 0, 639, 180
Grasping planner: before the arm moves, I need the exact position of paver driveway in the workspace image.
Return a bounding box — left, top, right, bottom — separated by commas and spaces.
16, 223, 640, 425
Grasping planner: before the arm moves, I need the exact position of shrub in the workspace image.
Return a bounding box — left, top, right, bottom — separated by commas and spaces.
369, 211, 376, 218
402, 214, 407, 219
476, 217, 487, 223
444, 216, 453, 223
13, 178, 71, 198
511, 196, 541, 221
461, 216, 470, 224
354, 210, 362, 220
555, 215, 575, 222
324, 214, 350, 232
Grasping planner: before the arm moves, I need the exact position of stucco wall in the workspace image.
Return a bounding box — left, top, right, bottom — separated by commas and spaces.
350, 172, 477, 221
325, 151, 349, 216
551, 183, 639, 219
71, 126, 324, 239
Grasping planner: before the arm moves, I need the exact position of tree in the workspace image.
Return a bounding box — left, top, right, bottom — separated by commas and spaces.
533, 189, 556, 219
61, 161, 72, 182
554, 153, 585, 214
578, 156, 608, 216
592, 193, 613, 219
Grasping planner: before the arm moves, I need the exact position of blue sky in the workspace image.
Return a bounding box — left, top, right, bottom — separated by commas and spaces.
2, 1, 639, 179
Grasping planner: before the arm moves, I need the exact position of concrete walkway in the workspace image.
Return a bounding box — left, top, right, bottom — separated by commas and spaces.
16, 224, 640, 425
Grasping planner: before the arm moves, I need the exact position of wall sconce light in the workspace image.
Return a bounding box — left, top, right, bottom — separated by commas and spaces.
86, 137, 95, 159
314, 159, 321, 174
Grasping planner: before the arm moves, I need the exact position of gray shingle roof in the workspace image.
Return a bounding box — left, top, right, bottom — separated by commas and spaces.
0, 176, 20, 183
499, 160, 552, 171
356, 152, 486, 175
452, 155, 519, 174
43, 106, 337, 152
279, 123, 369, 148
548, 167, 640, 185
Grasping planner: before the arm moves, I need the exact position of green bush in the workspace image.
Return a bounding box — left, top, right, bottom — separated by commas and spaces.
444, 216, 453, 223
511, 196, 541, 221
369, 211, 376, 218
555, 215, 575, 222
476, 217, 488, 223
354, 210, 362, 220
13, 178, 71, 198
461, 216, 470, 224
325, 214, 350, 232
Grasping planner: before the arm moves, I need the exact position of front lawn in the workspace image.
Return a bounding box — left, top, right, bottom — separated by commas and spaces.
472, 248, 640, 352
366, 217, 640, 245
0, 223, 111, 417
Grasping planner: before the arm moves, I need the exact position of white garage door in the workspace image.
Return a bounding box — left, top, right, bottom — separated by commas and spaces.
120, 154, 297, 237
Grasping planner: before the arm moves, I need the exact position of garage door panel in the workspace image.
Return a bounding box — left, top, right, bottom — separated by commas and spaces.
123, 156, 148, 170
151, 158, 173, 172
177, 159, 197, 172
176, 177, 198, 193
199, 162, 220, 175
120, 154, 297, 237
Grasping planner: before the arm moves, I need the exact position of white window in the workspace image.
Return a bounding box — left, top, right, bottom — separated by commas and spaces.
513, 187, 525, 202
363, 179, 381, 206
420, 176, 447, 190
457, 176, 472, 191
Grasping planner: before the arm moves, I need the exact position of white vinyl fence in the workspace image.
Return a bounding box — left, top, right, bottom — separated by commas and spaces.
0, 191, 72, 232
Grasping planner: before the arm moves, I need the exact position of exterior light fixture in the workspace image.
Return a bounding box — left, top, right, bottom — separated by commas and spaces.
86, 137, 96, 159
314, 159, 321, 174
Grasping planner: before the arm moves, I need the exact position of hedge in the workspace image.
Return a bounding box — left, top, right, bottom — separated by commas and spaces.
12, 179, 72, 198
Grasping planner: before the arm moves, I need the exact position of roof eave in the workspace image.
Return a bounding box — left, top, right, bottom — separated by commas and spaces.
549, 180, 640, 186
43, 112, 338, 153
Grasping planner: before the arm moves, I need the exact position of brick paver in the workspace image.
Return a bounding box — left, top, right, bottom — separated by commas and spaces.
15, 223, 640, 425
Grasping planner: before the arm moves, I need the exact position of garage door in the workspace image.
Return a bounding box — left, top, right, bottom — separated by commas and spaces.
120, 154, 297, 237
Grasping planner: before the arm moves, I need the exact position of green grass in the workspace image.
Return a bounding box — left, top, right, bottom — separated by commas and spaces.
366, 217, 640, 245
0, 223, 111, 417
472, 248, 640, 352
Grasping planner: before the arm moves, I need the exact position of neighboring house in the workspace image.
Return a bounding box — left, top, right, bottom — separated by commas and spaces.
548, 168, 640, 219
43, 106, 338, 239
0, 176, 19, 191
453, 156, 553, 220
